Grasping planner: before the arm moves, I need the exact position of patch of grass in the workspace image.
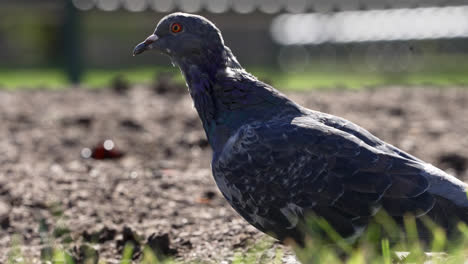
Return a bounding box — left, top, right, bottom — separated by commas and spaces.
2, 55, 468, 91
231, 238, 279, 264
0, 67, 184, 90
0, 69, 68, 90
294, 211, 468, 264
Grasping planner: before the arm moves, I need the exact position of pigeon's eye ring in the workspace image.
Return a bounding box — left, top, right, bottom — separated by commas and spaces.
171, 23, 183, 33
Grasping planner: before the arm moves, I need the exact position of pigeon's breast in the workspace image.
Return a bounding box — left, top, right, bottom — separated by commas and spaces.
210, 121, 317, 239
212, 124, 253, 203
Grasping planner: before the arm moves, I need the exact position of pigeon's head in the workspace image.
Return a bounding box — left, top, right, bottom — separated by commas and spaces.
133, 13, 225, 60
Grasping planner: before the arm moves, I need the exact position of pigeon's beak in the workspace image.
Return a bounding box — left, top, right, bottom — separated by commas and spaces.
133, 34, 159, 56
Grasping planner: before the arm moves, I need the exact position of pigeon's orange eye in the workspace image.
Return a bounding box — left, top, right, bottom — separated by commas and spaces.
171, 23, 182, 33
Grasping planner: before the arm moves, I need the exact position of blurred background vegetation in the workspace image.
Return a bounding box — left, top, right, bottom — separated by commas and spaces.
1, 0, 468, 90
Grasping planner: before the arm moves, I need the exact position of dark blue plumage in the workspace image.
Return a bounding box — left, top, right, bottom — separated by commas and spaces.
134, 13, 468, 244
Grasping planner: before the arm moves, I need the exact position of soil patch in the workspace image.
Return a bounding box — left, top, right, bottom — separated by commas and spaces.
0, 86, 467, 263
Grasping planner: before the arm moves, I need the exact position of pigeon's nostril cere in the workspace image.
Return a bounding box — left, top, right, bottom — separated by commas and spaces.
144, 34, 159, 45
133, 34, 158, 56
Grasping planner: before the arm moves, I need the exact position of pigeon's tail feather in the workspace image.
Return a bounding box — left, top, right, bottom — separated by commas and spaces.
423, 163, 468, 207
420, 165, 468, 237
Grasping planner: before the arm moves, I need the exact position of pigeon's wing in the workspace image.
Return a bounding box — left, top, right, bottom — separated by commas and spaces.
313, 110, 424, 162
214, 115, 434, 241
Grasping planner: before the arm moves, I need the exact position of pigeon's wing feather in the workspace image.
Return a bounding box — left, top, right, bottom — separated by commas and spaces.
214, 115, 435, 240
313, 110, 468, 208
311, 110, 424, 162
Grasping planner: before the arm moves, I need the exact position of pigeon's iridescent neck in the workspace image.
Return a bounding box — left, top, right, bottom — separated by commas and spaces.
171, 45, 229, 140
173, 45, 247, 151
176, 45, 241, 85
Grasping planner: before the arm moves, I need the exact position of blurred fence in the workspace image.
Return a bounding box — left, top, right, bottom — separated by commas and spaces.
1, 0, 468, 84
72, 0, 468, 13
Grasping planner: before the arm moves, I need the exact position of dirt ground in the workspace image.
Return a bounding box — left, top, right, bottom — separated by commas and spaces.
1, 84, 468, 263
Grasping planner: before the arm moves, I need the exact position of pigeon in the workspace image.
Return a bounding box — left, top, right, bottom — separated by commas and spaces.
134, 13, 468, 244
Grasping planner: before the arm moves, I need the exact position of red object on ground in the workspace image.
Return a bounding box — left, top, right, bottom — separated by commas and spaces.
82, 140, 124, 160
